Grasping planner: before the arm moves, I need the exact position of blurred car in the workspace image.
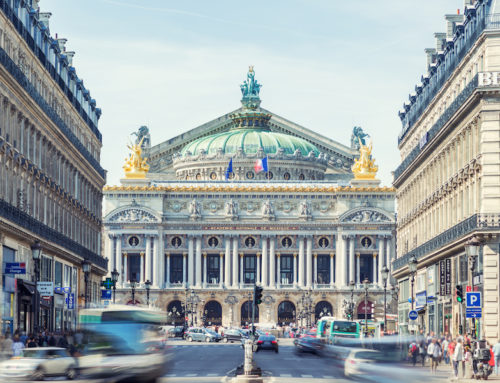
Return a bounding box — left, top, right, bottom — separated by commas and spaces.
167, 326, 185, 338
185, 327, 221, 342
0, 347, 77, 381
294, 336, 324, 355
222, 329, 246, 343
255, 335, 279, 353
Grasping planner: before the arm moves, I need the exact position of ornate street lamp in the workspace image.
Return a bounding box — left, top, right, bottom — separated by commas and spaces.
381, 266, 390, 333
82, 260, 91, 308
349, 280, 355, 320
31, 241, 42, 332
145, 280, 152, 306
130, 279, 137, 305
465, 237, 480, 338
362, 278, 370, 337
111, 268, 119, 304
408, 255, 418, 310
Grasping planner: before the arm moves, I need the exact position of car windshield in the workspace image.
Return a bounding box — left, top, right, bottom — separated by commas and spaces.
332, 321, 357, 333
21, 350, 47, 358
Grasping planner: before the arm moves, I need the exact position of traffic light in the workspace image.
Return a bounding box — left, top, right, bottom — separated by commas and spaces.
254, 285, 263, 305
456, 285, 464, 303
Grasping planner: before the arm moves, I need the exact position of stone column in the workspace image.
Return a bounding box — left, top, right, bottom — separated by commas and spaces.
298, 236, 305, 287
157, 233, 164, 288
240, 253, 244, 287
341, 235, 348, 286
257, 253, 261, 284
123, 252, 128, 283
145, 235, 152, 283
330, 253, 334, 287
203, 253, 207, 288
188, 236, 194, 287
140, 252, 145, 283
372, 253, 377, 284
356, 253, 361, 284
195, 237, 202, 287
306, 236, 313, 288
313, 253, 318, 288
152, 235, 159, 287
276, 253, 281, 287
293, 253, 298, 287
386, 236, 392, 287
166, 253, 171, 287
107, 234, 115, 277
378, 236, 385, 286
232, 237, 239, 288
115, 235, 122, 285
225, 237, 231, 288
349, 235, 355, 284
182, 252, 187, 287
262, 236, 268, 287
219, 253, 224, 287
269, 236, 276, 288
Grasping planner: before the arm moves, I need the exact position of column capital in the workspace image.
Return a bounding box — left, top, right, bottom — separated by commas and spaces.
372, 252, 378, 258
342, 235, 349, 240
203, 252, 207, 257
276, 252, 281, 258
330, 253, 335, 258
293, 253, 298, 257
220, 252, 224, 257
356, 252, 361, 257
348, 234, 356, 240
183, 252, 188, 257
165, 252, 170, 257
140, 252, 145, 256
108, 233, 116, 239
123, 251, 128, 256
313, 253, 318, 258
240, 252, 244, 258
256, 253, 261, 257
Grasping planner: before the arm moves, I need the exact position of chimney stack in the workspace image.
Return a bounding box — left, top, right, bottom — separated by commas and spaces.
424, 48, 437, 69
434, 33, 447, 52
444, 14, 465, 39
56, 38, 67, 52
38, 12, 51, 29
65, 51, 75, 66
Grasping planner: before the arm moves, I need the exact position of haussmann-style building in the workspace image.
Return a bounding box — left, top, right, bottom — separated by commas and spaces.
393, 0, 500, 342
103, 68, 397, 329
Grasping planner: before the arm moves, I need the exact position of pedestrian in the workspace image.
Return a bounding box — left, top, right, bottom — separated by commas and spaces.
26, 335, 37, 348
427, 338, 441, 374
442, 336, 449, 364
409, 340, 418, 366
452, 338, 464, 378
48, 333, 56, 347
1, 333, 13, 360
493, 339, 500, 375
12, 336, 24, 357
419, 340, 426, 366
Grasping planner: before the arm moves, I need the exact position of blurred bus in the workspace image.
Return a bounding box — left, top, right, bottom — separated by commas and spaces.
316, 316, 361, 344
78, 305, 170, 383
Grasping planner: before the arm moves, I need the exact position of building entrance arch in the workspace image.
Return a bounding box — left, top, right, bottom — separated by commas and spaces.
357, 300, 373, 320
277, 300, 296, 326
204, 301, 222, 326
314, 301, 333, 321
241, 300, 259, 326
167, 300, 185, 325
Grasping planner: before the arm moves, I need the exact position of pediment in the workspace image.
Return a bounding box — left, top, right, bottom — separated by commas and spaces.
339, 207, 394, 223
105, 205, 160, 223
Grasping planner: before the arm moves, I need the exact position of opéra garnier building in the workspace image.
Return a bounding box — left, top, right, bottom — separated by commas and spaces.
103, 68, 396, 328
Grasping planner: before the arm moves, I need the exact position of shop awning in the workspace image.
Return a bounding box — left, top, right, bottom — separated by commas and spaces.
17, 280, 35, 295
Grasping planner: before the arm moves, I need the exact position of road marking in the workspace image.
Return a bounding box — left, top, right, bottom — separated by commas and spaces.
165, 374, 177, 377
323, 376, 334, 379
301, 374, 314, 378
185, 373, 198, 377
206, 373, 218, 376
279, 373, 292, 377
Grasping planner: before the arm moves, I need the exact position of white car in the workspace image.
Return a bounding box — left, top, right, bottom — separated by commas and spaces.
0, 347, 77, 380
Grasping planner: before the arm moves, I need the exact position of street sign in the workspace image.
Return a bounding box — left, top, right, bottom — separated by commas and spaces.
408, 310, 418, 320
62, 287, 71, 293
5, 262, 26, 274
466, 285, 471, 292
67, 293, 74, 310
466, 292, 481, 307
101, 289, 112, 300
466, 311, 482, 318
37, 282, 54, 296
101, 278, 114, 290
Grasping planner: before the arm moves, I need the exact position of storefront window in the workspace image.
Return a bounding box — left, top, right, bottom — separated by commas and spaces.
55, 308, 62, 332
54, 262, 62, 288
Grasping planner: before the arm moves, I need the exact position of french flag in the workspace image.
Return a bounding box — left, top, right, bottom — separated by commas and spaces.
254, 157, 268, 173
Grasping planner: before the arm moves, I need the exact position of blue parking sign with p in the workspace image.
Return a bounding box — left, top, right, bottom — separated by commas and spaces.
466, 292, 481, 307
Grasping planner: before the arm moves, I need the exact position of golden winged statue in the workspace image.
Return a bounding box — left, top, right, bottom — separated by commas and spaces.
123, 136, 150, 179
352, 138, 378, 180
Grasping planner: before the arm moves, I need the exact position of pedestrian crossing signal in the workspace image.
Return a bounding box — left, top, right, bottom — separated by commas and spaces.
254, 285, 263, 305
456, 285, 464, 303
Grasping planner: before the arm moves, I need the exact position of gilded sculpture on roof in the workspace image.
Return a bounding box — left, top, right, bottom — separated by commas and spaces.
352, 138, 378, 180
123, 136, 150, 179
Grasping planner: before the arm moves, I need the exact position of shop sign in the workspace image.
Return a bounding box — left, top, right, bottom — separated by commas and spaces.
416, 291, 427, 308
445, 259, 451, 295
66, 293, 75, 310
36, 282, 53, 296
4, 263, 26, 274
439, 260, 445, 296
478, 72, 500, 86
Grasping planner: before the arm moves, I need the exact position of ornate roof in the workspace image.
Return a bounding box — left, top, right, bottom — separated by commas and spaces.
180, 128, 320, 157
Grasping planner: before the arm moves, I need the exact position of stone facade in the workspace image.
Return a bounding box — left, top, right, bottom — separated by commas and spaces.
393, 0, 500, 342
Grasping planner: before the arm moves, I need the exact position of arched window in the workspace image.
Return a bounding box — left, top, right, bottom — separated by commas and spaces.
240, 300, 259, 326
277, 300, 296, 325
315, 301, 333, 321
204, 301, 222, 326
167, 300, 185, 325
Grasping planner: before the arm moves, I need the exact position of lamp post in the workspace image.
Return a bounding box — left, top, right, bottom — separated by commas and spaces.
145, 280, 151, 306
31, 241, 42, 332
111, 269, 119, 304
381, 266, 390, 334
82, 260, 91, 309
363, 278, 370, 336
408, 256, 418, 311
349, 280, 355, 319
465, 237, 480, 338
130, 279, 136, 305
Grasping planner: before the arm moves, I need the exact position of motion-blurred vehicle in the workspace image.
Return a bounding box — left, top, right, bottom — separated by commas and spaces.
167, 326, 185, 338
222, 329, 246, 343
78, 305, 170, 383
185, 327, 221, 342
255, 335, 279, 353
0, 347, 77, 381
317, 316, 361, 344
294, 336, 324, 355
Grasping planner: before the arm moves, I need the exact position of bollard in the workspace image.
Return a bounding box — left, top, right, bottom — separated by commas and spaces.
244, 339, 253, 375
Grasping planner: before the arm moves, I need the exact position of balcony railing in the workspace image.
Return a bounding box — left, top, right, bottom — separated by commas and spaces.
392, 214, 500, 271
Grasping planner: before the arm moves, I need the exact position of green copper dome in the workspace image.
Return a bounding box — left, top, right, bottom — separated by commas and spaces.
181, 128, 320, 157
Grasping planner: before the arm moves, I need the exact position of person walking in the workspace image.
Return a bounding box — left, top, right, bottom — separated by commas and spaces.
442, 336, 449, 364
452, 338, 464, 378
1, 333, 13, 360
12, 336, 24, 357
492, 339, 500, 375
427, 338, 441, 374
409, 340, 418, 366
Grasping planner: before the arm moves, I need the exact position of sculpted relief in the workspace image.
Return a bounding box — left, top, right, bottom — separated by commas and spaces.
343, 210, 390, 223
109, 208, 158, 223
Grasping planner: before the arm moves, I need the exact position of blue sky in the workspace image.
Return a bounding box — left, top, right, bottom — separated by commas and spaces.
43, 0, 460, 186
